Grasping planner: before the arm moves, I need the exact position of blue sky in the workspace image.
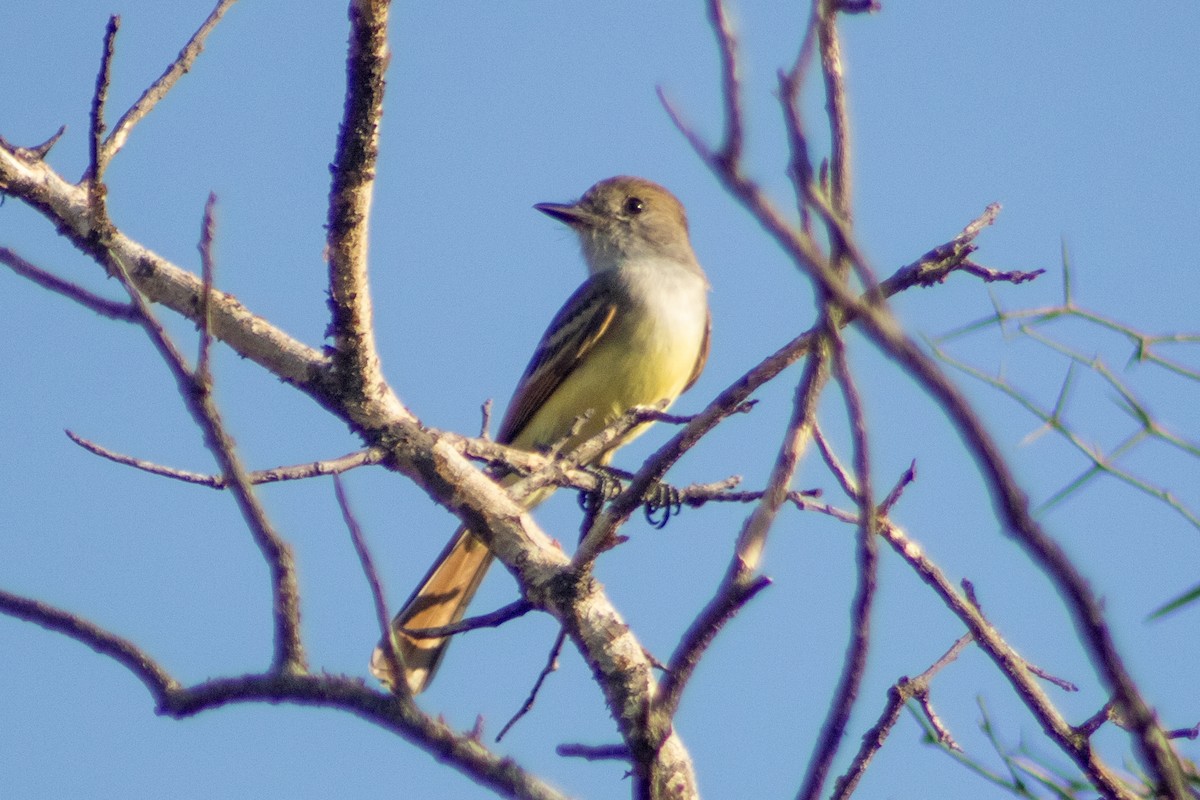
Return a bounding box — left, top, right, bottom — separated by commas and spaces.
2, 2, 1199, 799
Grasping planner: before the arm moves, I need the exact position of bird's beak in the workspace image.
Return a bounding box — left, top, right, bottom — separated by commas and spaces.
534, 201, 597, 228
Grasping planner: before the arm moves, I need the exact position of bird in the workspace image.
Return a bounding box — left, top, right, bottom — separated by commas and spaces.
371, 176, 711, 695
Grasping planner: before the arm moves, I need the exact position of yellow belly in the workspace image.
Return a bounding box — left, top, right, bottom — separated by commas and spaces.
510, 311, 701, 458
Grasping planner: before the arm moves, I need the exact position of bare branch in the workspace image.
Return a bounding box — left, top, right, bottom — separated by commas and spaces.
779, 9, 819, 218
674, 2, 1184, 787
735, 343, 830, 573
0, 587, 179, 701
12, 3, 1178, 795
26, 603, 570, 800
104, 0, 238, 162
879, 460, 917, 515
656, 573, 771, 720
399, 600, 534, 640
0, 144, 330, 385
86, 16, 120, 186
325, 0, 394, 411
877, 519, 1140, 800
653, 342, 828, 719
835, 0, 881, 12
961, 261, 1045, 284
0, 583, 567, 800
573, 213, 1025, 567
497, 629, 568, 742
66, 430, 219, 484
479, 398, 494, 439
812, 421, 858, 500
557, 743, 631, 762
1027, 663, 1079, 693
933, 341, 1200, 534
172, 673, 572, 799
798, 325, 879, 800
0, 247, 136, 320
1166, 723, 1200, 742
66, 431, 384, 487
816, 0, 853, 219
335, 476, 410, 700
197, 192, 218, 384
1078, 700, 1120, 737
0, 125, 66, 160
831, 634, 972, 800
706, 0, 744, 168
90, 185, 307, 672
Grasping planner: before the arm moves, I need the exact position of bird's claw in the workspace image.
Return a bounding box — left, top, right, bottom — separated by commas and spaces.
577, 465, 626, 514
644, 482, 682, 529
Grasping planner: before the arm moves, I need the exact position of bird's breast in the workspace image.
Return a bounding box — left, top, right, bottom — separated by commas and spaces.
517, 259, 709, 454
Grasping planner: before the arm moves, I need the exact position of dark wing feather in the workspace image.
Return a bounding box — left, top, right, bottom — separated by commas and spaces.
497, 274, 619, 445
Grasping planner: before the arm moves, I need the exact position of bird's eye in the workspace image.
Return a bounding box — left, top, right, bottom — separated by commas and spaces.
623, 196, 645, 215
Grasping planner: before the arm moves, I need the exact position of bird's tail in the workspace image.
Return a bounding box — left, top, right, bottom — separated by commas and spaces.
370, 526, 494, 695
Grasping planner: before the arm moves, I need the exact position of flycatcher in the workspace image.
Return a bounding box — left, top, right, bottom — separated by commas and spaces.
371, 176, 711, 694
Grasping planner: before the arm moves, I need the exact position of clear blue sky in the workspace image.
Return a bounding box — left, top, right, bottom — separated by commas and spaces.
2, 2, 1198, 798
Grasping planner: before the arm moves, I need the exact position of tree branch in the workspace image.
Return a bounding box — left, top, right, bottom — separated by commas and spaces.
103, 0, 238, 163
0, 581, 569, 800
830, 633, 972, 800
325, 0, 397, 418
669, 4, 1186, 793
876, 518, 1140, 800
0, 246, 137, 320
798, 320, 879, 800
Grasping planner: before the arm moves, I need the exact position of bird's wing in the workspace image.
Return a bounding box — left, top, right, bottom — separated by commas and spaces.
683, 306, 711, 393
497, 273, 619, 446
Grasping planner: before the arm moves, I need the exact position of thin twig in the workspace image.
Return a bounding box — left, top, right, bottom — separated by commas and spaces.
877, 519, 1139, 800
93, 203, 307, 672
0, 125, 66, 160
86, 16, 120, 186
0, 587, 180, 698
831, 634, 973, 800
816, 0, 852, 220
788, 492, 859, 524
733, 343, 831, 573
674, 2, 1183, 789
779, 6, 819, 222
1027, 664, 1079, 693
104, 0, 238, 161
65, 431, 383, 487
0, 247, 137, 321
707, 0, 743, 168
914, 691, 960, 753
334, 475, 409, 699
1077, 700, 1118, 737
798, 324, 879, 800
197, 192, 218, 383
556, 743, 632, 762
124, 257, 307, 670
654, 338, 831, 720
73, 19, 305, 674
399, 600, 533, 640
961, 262, 1045, 284
0, 582, 569, 799
656, 574, 772, 720
1165, 723, 1200, 741
879, 460, 917, 515
812, 422, 858, 501
497, 628, 567, 742
480, 398, 493, 439
574, 216, 1024, 570
836, 0, 881, 12
933, 341, 1200, 534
